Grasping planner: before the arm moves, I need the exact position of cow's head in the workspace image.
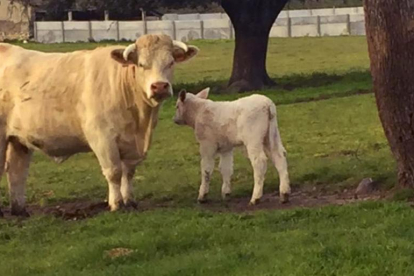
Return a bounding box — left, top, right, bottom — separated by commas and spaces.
111, 34, 199, 105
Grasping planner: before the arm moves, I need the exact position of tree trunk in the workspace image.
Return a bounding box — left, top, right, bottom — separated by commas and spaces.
364, 0, 414, 187
221, 0, 289, 93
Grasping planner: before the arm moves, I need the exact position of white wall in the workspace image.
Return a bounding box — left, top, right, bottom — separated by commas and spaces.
34, 6, 366, 43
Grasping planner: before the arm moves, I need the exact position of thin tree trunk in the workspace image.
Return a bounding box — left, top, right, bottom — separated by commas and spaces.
364, 0, 414, 187
222, 0, 288, 93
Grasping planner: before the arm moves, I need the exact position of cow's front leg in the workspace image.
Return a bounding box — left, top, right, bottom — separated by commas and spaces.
7, 138, 32, 217
121, 159, 139, 208
198, 143, 216, 203
88, 135, 123, 211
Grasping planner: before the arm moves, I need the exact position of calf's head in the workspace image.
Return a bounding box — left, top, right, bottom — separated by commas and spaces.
173, 87, 210, 125
111, 34, 199, 105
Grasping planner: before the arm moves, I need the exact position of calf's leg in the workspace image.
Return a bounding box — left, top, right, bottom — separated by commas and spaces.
219, 150, 233, 200
267, 125, 291, 203
7, 138, 32, 217
198, 143, 216, 203
247, 144, 268, 205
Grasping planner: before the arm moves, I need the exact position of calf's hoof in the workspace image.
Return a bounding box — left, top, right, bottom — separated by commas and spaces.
280, 193, 290, 204
11, 205, 30, 217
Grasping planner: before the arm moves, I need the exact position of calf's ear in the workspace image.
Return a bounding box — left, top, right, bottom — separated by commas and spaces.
173, 41, 199, 63
179, 89, 187, 102
196, 87, 210, 99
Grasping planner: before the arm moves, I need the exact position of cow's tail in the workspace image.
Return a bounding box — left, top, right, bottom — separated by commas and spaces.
268, 103, 286, 160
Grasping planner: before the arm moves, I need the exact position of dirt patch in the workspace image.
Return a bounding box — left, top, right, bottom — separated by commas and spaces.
0, 187, 388, 221
104, 248, 135, 259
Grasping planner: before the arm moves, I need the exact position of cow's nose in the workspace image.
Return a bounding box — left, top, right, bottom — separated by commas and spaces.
151, 82, 170, 94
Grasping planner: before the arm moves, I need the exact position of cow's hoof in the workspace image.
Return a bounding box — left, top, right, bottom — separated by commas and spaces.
122, 200, 138, 211
197, 195, 208, 204
249, 198, 261, 206
280, 193, 290, 204
221, 193, 231, 201
11, 207, 30, 218
109, 200, 125, 212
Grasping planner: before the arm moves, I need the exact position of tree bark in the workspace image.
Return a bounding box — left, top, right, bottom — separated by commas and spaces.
364, 0, 414, 187
221, 0, 289, 93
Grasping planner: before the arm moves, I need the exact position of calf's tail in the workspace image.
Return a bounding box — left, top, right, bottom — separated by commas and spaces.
268, 103, 286, 159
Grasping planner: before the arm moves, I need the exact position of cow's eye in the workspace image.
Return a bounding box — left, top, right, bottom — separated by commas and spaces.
138, 62, 145, 68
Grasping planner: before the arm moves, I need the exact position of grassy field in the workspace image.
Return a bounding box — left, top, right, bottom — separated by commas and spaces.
0, 36, 410, 276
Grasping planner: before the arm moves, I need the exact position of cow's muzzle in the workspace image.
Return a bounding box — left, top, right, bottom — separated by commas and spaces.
150, 82, 171, 101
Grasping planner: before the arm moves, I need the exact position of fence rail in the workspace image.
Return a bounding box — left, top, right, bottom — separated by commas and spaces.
34, 6, 366, 43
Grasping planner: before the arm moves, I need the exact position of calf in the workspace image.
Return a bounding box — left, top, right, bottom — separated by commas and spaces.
173, 88, 291, 205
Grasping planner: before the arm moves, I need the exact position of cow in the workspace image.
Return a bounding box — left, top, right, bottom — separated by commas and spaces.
173, 88, 291, 205
0, 34, 199, 217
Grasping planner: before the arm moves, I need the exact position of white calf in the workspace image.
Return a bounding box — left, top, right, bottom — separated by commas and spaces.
173, 88, 291, 205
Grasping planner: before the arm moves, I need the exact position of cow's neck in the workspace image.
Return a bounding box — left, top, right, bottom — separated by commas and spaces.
122, 66, 161, 158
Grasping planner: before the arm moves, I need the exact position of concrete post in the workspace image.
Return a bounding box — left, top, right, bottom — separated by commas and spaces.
88, 21, 92, 41
287, 17, 292, 37
141, 9, 147, 34
34, 21, 38, 41
317, 16, 321, 36
68, 11, 73, 21
172, 20, 176, 40
104, 10, 109, 21
116, 21, 120, 41
61, 21, 65, 42
346, 14, 351, 35
200, 20, 204, 39
229, 20, 233, 39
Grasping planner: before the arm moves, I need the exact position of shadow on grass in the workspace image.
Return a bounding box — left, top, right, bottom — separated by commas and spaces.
175, 70, 371, 95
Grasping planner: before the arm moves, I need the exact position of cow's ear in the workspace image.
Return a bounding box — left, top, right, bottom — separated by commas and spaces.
179, 89, 187, 102
111, 49, 137, 65
173, 45, 199, 63
196, 87, 210, 99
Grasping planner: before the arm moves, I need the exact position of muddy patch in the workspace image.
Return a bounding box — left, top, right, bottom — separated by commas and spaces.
0, 187, 388, 221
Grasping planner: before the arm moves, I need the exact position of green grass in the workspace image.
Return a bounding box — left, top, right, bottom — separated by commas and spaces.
0, 36, 407, 275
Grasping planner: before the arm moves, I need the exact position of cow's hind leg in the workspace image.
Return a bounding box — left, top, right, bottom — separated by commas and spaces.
219, 150, 233, 200
7, 138, 32, 217
247, 144, 268, 205
0, 135, 7, 217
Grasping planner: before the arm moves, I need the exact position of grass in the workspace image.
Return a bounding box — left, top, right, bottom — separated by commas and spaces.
0, 36, 407, 275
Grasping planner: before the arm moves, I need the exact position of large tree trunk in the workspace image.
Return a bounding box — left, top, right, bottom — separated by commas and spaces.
221, 0, 289, 93
364, 0, 414, 187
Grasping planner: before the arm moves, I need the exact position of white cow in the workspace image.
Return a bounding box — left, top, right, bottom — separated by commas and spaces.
173, 88, 291, 205
0, 34, 199, 216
